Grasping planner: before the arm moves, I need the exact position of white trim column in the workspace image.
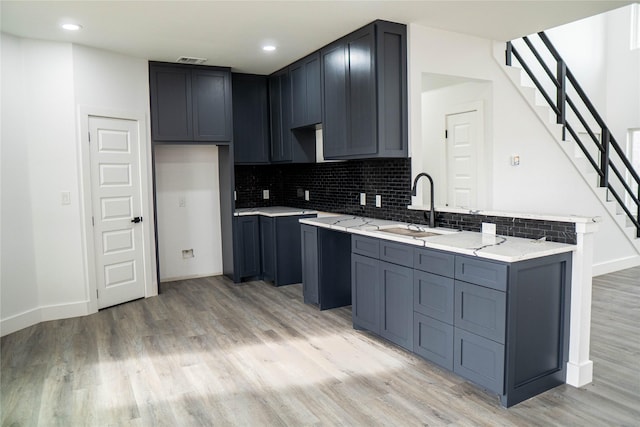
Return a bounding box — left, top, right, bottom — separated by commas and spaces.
566, 220, 599, 387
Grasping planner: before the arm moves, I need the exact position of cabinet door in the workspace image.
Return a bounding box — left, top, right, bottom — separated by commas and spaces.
274, 215, 308, 286
321, 41, 349, 158
259, 216, 275, 282
290, 52, 321, 128
235, 216, 261, 278
346, 26, 377, 157
414, 312, 454, 370
149, 64, 193, 141
414, 270, 454, 324
380, 261, 413, 350
192, 68, 232, 141
351, 254, 380, 332
232, 74, 270, 163
454, 327, 505, 394
301, 225, 319, 305
269, 70, 292, 162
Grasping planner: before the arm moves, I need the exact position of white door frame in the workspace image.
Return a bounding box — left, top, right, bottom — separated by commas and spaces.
77, 106, 157, 313
443, 100, 487, 209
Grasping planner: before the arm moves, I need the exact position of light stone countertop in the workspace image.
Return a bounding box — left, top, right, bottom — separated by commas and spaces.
299, 215, 575, 263
234, 206, 318, 217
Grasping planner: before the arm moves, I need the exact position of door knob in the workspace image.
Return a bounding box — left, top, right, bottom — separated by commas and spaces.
131, 217, 143, 223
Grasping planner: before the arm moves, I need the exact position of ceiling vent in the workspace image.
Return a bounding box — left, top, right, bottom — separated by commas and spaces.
176, 56, 207, 65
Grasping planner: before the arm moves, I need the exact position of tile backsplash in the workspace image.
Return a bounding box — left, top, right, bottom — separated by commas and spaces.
235, 158, 577, 244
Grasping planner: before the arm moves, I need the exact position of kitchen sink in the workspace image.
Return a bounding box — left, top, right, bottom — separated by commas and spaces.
378, 227, 441, 238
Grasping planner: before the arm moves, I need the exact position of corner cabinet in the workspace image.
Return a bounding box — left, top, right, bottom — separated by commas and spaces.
232, 73, 270, 164
351, 235, 572, 408
149, 61, 232, 142
321, 20, 408, 159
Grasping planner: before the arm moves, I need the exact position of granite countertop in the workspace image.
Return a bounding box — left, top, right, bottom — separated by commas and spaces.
235, 206, 318, 217
299, 215, 575, 263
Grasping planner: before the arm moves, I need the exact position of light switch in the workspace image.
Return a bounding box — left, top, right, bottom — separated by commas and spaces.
375, 195, 382, 208
511, 155, 521, 166
61, 191, 71, 205
304, 190, 310, 201
360, 193, 366, 206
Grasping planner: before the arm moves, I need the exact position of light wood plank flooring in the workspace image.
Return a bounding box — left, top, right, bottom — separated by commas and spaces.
2, 267, 639, 426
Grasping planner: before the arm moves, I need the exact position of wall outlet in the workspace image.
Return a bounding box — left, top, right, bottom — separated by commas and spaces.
482, 222, 496, 235
234, 190, 237, 201
360, 193, 366, 205
304, 190, 310, 201
178, 196, 186, 207
182, 249, 194, 259
263, 189, 269, 199
375, 195, 381, 208
61, 191, 71, 205
297, 188, 304, 197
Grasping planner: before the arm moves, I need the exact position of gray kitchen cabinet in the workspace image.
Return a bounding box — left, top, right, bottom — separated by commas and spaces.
290, 52, 321, 128
351, 253, 380, 331
259, 216, 276, 282
380, 261, 414, 350
232, 73, 270, 164
269, 69, 315, 163
233, 215, 261, 279
149, 61, 232, 142
350, 234, 573, 407
302, 225, 352, 309
320, 20, 407, 159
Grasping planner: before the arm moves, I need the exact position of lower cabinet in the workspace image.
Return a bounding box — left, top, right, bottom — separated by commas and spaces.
234, 213, 314, 284
302, 225, 352, 309
350, 234, 573, 407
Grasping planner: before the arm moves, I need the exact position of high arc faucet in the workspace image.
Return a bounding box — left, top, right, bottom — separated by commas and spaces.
411, 172, 436, 228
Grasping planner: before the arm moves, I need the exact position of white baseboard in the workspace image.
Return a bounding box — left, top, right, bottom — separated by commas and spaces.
566, 360, 593, 387
1, 300, 92, 337
160, 272, 222, 283
593, 255, 640, 277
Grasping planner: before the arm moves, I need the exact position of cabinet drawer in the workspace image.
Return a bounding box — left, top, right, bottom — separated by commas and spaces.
352, 235, 380, 258
414, 313, 454, 370
454, 281, 506, 344
454, 328, 505, 394
414, 271, 454, 324
455, 256, 507, 291
380, 241, 414, 268
414, 248, 455, 277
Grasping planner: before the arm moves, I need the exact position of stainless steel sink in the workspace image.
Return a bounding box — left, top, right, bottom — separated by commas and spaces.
378, 227, 441, 238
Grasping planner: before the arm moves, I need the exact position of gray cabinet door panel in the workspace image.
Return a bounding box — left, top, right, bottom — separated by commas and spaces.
414, 271, 454, 324
192, 69, 232, 141
352, 235, 380, 258
380, 261, 413, 350
380, 241, 413, 268
149, 65, 193, 141
455, 256, 508, 291
321, 42, 349, 158
414, 313, 454, 370
352, 254, 380, 332
454, 281, 506, 344
414, 248, 455, 277
454, 327, 505, 394
301, 225, 319, 305
260, 216, 275, 282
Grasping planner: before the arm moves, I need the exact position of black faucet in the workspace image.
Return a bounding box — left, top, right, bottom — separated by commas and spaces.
411, 172, 436, 228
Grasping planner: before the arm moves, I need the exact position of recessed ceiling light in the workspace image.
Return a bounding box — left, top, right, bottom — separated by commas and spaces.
262, 45, 276, 52
61, 23, 82, 31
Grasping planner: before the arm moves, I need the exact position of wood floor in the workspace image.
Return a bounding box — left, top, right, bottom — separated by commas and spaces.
2, 267, 639, 426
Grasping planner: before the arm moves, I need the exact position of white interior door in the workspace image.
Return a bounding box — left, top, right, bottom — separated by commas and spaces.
89, 116, 146, 309
445, 110, 479, 208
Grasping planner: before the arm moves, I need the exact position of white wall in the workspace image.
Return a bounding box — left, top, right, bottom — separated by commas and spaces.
1, 34, 154, 335
408, 23, 638, 271
155, 145, 223, 281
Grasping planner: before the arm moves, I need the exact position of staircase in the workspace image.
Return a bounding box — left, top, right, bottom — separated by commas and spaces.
494, 32, 640, 253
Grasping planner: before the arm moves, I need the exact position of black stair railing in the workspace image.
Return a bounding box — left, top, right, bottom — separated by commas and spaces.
506, 31, 640, 238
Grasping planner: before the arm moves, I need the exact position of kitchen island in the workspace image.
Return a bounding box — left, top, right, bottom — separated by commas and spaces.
300, 214, 575, 407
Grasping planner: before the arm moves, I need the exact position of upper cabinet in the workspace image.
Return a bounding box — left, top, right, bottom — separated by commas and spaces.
232, 73, 270, 164
149, 62, 232, 143
289, 52, 322, 129
321, 20, 407, 159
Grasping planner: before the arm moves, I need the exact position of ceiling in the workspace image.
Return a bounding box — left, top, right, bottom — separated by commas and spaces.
1, 1, 632, 75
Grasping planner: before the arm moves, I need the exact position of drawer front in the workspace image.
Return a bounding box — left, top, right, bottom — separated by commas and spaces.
414, 271, 454, 324
352, 235, 380, 259
414, 313, 454, 370
414, 248, 455, 277
380, 241, 414, 268
455, 256, 507, 291
454, 328, 505, 394
454, 281, 506, 343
